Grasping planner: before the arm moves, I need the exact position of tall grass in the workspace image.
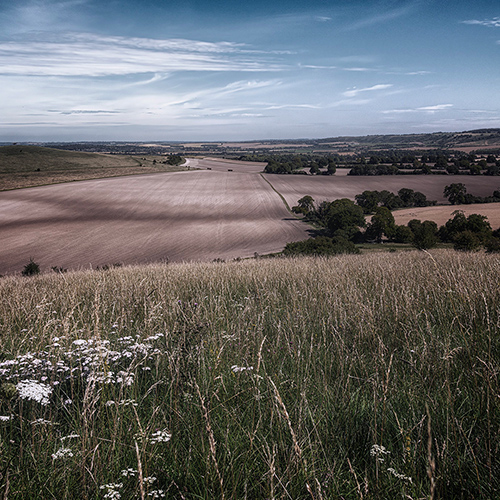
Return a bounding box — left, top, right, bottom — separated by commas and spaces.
0, 250, 498, 498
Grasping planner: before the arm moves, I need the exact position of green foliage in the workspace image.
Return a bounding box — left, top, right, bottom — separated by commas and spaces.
365, 207, 396, 242
325, 198, 366, 238
283, 236, 360, 256
408, 219, 439, 249
21, 258, 40, 276
453, 230, 482, 252
444, 183, 467, 204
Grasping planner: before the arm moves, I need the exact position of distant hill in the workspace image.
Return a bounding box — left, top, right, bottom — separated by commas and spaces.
0, 146, 186, 190
315, 129, 500, 151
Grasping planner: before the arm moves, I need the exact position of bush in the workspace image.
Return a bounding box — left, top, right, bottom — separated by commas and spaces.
453, 231, 482, 252
283, 236, 360, 256
21, 258, 40, 276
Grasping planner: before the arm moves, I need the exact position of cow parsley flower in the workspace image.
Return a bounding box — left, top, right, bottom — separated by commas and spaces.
231, 365, 253, 373
51, 447, 74, 460
150, 430, 172, 444
370, 444, 390, 463
16, 380, 52, 405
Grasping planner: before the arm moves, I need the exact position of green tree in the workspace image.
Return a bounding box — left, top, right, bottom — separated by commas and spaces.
292, 195, 315, 214
326, 198, 366, 239
365, 207, 396, 242
453, 231, 482, 252
408, 220, 438, 249
444, 183, 467, 205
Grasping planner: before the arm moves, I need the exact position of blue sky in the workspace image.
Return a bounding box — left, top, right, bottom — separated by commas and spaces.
0, 0, 499, 141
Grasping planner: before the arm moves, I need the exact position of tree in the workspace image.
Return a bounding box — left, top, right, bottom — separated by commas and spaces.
299, 195, 315, 211
365, 207, 396, 242
309, 163, 320, 175
453, 231, 482, 252
408, 220, 438, 249
444, 183, 467, 205
326, 198, 366, 239
326, 162, 336, 175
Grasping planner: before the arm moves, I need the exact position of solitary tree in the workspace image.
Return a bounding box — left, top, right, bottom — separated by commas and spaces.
444, 183, 467, 205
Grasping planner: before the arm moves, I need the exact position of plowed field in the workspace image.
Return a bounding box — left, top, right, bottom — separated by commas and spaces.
0, 166, 309, 275
266, 174, 500, 207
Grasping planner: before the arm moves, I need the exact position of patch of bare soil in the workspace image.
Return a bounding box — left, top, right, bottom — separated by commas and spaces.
0, 169, 309, 275
392, 203, 500, 228
265, 174, 500, 207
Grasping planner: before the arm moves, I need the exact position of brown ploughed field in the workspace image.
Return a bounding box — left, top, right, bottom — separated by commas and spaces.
266, 174, 500, 206
0, 165, 309, 275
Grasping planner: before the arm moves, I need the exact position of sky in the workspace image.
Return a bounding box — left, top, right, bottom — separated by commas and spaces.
0, 0, 499, 142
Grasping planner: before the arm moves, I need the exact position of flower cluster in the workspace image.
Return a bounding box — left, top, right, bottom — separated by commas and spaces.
16, 380, 52, 405
370, 444, 390, 463
150, 430, 172, 444
51, 447, 74, 460
0, 333, 166, 392
99, 483, 123, 499
231, 365, 253, 373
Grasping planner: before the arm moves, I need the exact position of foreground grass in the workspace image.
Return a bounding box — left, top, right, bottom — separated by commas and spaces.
0, 251, 498, 499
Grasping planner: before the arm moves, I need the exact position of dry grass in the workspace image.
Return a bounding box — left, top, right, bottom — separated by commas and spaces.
0, 250, 498, 498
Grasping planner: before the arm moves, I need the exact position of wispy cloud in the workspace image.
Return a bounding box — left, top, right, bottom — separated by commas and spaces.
462, 17, 500, 28
345, 2, 421, 31
383, 104, 453, 114
0, 32, 284, 77
343, 84, 393, 98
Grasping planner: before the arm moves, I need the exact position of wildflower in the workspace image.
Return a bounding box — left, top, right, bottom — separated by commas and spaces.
150, 430, 172, 444
0, 415, 13, 422
31, 418, 53, 425
60, 434, 80, 441
16, 380, 52, 405
51, 447, 74, 460
387, 467, 412, 483
231, 365, 253, 373
148, 491, 166, 498
121, 468, 137, 477
143, 476, 157, 485
370, 444, 390, 463
100, 483, 123, 499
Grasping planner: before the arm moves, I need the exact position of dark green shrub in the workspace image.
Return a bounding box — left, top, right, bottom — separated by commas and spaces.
453, 231, 482, 252
21, 258, 40, 276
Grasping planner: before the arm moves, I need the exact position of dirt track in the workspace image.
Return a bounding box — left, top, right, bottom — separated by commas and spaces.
0, 165, 309, 274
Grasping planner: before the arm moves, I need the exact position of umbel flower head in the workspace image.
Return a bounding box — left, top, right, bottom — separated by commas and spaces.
16, 380, 52, 405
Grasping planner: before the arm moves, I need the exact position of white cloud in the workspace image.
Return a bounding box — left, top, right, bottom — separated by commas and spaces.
462, 17, 500, 28
0, 32, 283, 77
383, 104, 453, 114
343, 84, 393, 97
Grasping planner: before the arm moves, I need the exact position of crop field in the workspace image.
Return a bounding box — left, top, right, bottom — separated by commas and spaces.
0, 251, 498, 499
0, 166, 309, 275
266, 174, 500, 207
392, 202, 500, 228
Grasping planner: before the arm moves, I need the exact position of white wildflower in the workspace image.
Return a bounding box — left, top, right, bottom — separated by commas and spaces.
31, 418, 53, 425
143, 476, 156, 485
387, 467, 412, 483
16, 380, 52, 405
0, 415, 13, 422
60, 434, 79, 441
51, 447, 74, 460
121, 468, 137, 477
150, 430, 172, 444
148, 490, 165, 498
231, 365, 253, 373
100, 483, 123, 499
370, 444, 390, 463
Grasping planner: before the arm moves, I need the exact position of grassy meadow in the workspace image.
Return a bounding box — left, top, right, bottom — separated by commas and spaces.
0, 250, 498, 499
